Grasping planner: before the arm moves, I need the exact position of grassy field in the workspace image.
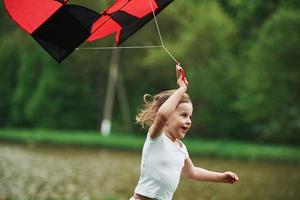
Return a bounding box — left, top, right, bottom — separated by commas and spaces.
0, 128, 300, 163
1, 143, 299, 200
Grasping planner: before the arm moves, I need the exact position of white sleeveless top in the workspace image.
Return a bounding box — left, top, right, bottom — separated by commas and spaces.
134, 132, 189, 200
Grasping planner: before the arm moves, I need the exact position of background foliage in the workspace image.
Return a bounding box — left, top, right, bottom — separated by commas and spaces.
0, 0, 299, 144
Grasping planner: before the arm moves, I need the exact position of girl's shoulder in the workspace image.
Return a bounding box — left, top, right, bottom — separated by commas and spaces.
174, 139, 189, 156
146, 131, 164, 143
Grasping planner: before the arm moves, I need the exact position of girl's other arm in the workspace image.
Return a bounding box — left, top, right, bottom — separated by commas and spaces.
182, 158, 239, 184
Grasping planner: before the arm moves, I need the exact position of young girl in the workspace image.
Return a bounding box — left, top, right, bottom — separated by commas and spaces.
131, 65, 239, 200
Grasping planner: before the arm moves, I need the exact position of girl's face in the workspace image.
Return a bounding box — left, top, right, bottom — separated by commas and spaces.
164, 102, 193, 141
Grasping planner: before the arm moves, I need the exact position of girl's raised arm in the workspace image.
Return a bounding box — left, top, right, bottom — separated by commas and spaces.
149, 65, 188, 139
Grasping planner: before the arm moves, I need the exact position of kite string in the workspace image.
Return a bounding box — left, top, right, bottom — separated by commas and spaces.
77, 0, 178, 63
148, 0, 178, 63
78, 45, 163, 50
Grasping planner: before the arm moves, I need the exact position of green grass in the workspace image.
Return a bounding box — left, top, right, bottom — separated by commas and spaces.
0, 128, 299, 163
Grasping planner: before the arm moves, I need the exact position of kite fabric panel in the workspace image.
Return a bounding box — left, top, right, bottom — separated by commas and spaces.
3, 0, 174, 62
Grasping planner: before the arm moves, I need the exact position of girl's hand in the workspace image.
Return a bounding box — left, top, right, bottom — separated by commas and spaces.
219, 171, 239, 184
176, 64, 188, 89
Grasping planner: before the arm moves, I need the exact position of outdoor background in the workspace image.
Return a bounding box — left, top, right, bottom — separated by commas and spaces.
0, 0, 300, 200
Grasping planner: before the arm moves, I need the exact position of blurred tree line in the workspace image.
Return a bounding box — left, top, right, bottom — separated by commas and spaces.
0, 0, 299, 144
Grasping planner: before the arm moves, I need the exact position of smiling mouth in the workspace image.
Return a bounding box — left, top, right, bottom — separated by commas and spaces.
181, 127, 189, 132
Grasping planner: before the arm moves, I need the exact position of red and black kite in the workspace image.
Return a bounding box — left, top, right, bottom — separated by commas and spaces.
3, 0, 174, 62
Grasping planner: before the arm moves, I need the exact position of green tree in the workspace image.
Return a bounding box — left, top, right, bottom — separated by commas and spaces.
0, 32, 22, 126
234, 8, 300, 143
218, 0, 300, 35
25, 57, 63, 128
24, 50, 110, 130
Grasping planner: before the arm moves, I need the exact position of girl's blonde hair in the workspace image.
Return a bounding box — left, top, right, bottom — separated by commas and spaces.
136, 90, 191, 128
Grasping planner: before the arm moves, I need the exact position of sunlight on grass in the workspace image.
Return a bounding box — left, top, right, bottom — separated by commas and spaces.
0, 128, 299, 163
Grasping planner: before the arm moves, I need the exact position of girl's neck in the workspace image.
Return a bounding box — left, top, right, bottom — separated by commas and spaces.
164, 131, 183, 148
164, 130, 177, 142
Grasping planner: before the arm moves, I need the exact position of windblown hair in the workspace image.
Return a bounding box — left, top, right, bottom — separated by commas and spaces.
136, 90, 191, 128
